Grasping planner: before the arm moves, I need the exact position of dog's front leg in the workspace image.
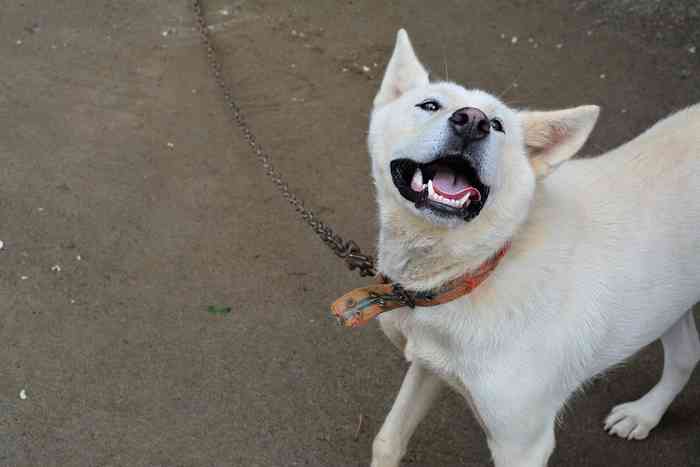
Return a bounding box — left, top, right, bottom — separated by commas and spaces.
486, 416, 556, 467
466, 377, 560, 467
371, 362, 443, 467
476, 396, 558, 467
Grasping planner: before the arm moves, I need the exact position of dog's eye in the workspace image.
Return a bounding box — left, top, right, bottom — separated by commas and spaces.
416, 100, 442, 112
490, 118, 505, 133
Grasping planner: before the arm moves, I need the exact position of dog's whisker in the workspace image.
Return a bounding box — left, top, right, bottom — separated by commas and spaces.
496, 68, 528, 100
442, 46, 449, 82
501, 100, 527, 108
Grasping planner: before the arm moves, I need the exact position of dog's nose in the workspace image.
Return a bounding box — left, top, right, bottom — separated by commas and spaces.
449, 107, 491, 141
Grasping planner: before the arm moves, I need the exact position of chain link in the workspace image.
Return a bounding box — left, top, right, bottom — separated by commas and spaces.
192, 0, 376, 277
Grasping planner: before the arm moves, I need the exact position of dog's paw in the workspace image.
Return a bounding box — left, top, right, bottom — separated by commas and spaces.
603, 401, 661, 440
370, 455, 401, 467
371, 437, 403, 467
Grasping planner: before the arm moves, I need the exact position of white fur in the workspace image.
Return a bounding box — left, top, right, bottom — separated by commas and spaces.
369, 30, 700, 467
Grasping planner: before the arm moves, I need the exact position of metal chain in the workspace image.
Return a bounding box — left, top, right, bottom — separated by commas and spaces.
192, 0, 376, 277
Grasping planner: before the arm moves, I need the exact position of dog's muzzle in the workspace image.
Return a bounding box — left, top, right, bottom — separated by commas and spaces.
391, 153, 489, 221
390, 107, 494, 221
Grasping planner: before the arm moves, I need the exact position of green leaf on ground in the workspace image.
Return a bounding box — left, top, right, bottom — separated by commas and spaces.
207, 305, 232, 315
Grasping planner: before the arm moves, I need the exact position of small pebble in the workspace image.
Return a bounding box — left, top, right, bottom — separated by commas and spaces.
161, 30, 169, 37
500, 33, 506, 39
37, 207, 44, 212
621, 109, 627, 113
19, 389, 27, 400
556, 43, 564, 49
511, 36, 518, 44
76, 255, 82, 261
20, 275, 28, 280
291, 29, 298, 36
600, 73, 606, 79
362, 65, 371, 73
689, 45, 696, 54
587, 30, 593, 36
51, 264, 61, 272
219, 8, 230, 16
528, 37, 534, 43
0, 240, 4, 250
166, 142, 174, 149
16, 39, 22, 45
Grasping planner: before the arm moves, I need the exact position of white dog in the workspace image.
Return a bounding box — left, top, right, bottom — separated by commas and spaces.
366, 30, 700, 467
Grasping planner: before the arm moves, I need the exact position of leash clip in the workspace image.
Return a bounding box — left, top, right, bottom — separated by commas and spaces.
391, 283, 416, 308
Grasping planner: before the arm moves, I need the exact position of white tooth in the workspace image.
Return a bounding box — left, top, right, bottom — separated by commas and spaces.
428, 180, 435, 199
410, 168, 424, 192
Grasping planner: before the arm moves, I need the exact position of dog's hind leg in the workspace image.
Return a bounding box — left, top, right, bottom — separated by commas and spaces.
605, 309, 700, 440
371, 363, 443, 467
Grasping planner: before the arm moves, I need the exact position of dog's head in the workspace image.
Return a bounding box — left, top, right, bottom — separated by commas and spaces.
369, 30, 599, 232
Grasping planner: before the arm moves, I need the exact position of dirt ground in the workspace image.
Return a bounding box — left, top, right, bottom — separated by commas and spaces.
1, 1, 700, 466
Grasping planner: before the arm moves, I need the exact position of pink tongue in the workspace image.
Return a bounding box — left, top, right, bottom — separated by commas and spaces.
433, 167, 470, 196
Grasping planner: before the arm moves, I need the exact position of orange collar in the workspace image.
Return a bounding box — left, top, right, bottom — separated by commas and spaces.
331, 242, 510, 328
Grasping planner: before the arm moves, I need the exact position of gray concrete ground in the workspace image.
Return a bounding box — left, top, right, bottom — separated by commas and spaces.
1, 1, 700, 466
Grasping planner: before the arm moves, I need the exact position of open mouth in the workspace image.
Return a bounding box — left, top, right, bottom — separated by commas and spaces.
390, 154, 489, 221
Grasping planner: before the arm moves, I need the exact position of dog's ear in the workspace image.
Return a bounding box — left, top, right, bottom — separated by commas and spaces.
520, 105, 600, 178
374, 29, 429, 108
